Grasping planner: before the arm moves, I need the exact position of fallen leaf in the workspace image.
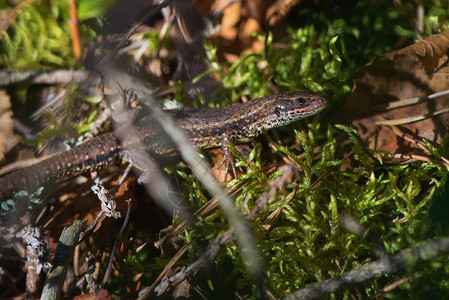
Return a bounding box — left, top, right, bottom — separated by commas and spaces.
335, 31, 449, 155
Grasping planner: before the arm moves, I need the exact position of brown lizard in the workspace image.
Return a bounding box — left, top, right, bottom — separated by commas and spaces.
0, 91, 327, 215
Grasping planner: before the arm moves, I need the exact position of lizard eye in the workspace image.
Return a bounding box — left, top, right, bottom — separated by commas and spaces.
296, 97, 306, 106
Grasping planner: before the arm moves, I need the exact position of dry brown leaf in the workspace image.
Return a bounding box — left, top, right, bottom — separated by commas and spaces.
42, 176, 137, 239
334, 31, 449, 154
73, 289, 111, 300
267, 0, 302, 26
219, 0, 241, 41
209, 0, 266, 58
196, 0, 304, 61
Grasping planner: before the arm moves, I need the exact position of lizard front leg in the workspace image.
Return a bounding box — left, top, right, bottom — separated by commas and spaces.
217, 133, 237, 178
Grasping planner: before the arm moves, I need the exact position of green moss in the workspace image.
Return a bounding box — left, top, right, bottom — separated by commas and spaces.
0, 0, 75, 69
5, 0, 448, 298
202, 25, 352, 105
173, 122, 448, 297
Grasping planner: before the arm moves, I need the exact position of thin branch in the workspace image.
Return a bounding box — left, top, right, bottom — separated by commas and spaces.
282, 236, 449, 300
384, 89, 449, 110
0, 70, 91, 85
41, 220, 84, 300
103, 200, 131, 285
375, 107, 449, 125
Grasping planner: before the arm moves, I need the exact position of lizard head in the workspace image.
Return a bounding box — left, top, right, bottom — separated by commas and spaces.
272, 91, 327, 125
245, 91, 327, 138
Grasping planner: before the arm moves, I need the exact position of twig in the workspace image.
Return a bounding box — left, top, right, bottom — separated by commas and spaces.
0, 70, 91, 86
0, 0, 36, 39
375, 107, 449, 125
41, 220, 84, 300
152, 230, 235, 296
138, 242, 192, 299
107, 0, 175, 63
103, 200, 131, 285
384, 90, 449, 110
19, 226, 50, 298
282, 235, 449, 300
68, 0, 81, 63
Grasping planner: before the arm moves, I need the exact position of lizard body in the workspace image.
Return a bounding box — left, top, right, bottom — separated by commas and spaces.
0, 91, 326, 214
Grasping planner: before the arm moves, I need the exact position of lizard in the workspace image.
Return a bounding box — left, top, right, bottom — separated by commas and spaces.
0, 91, 327, 216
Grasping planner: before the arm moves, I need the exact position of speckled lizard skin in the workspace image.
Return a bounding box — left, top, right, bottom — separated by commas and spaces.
0, 91, 327, 214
